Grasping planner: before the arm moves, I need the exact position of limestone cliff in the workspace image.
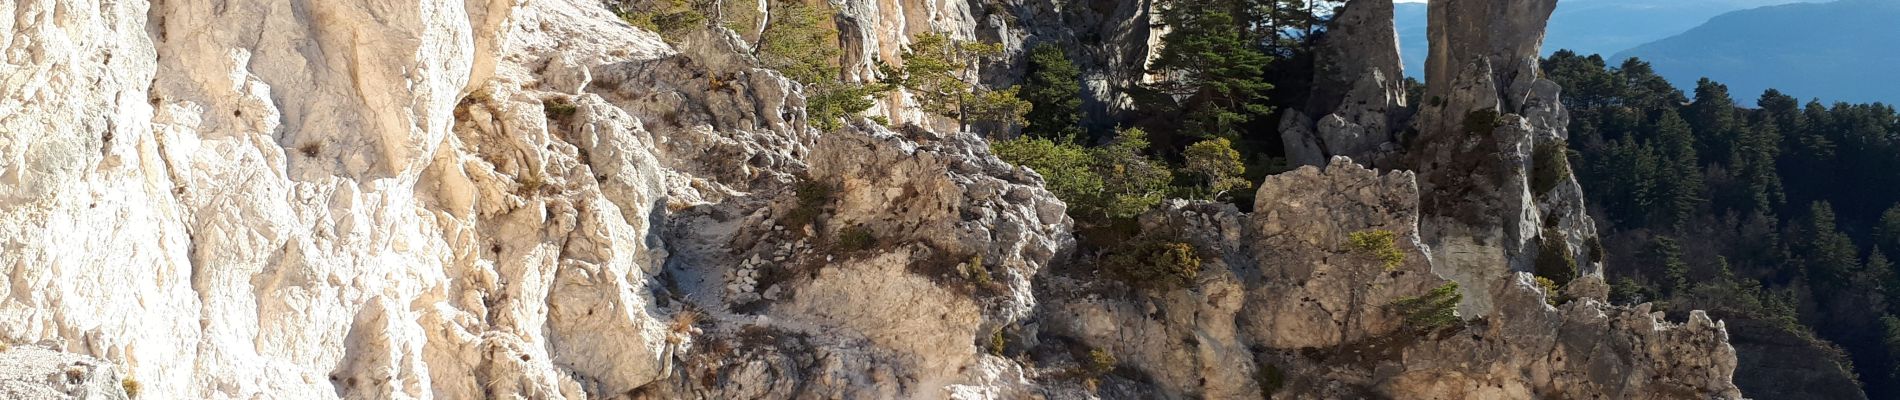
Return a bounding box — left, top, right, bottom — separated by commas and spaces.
0, 0, 1743, 399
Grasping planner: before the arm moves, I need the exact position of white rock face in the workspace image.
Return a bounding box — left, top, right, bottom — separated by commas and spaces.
0, 346, 130, 400
3, 0, 680, 397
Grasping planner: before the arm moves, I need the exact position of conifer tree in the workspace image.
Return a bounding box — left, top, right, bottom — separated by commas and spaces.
1149, 0, 1274, 140
1020, 44, 1085, 141
1652, 110, 1704, 229
882, 32, 1030, 133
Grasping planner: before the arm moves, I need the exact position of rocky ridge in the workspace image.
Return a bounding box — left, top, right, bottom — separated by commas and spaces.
0, 0, 1741, 399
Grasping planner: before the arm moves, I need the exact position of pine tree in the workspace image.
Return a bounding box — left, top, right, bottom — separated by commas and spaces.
1877, 204, 1900, 254
1652, 110, 1704, 229
1020, 44, 1085, 141
1728, 119, 1785, 215
1802, 202, 1860, 289
1182, 138, 1251, 200
1092, 128, 1175, 219
1149, 0, 1275, 140
1867, 248, 1899, 315
882, 32, 1029, 132
1656, 237, 1690, 297
757, 1, 882, 130
1688, 78, 1741, 165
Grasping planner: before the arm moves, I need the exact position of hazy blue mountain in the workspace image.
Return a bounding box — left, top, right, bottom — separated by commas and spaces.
1614, 0, 1900, 104
1393, 0, 1820, 78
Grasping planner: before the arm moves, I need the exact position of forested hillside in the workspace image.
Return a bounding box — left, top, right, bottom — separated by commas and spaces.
1545, 50, 1900, 399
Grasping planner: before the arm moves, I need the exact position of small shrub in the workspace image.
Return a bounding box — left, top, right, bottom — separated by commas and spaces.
1256, 363, 1286, 398
122, 376, 141, 398
1347, 229, 1405, 271
617, 0, 705, 38
1584, 236, 1606, 263
515, 173, 549, 197
666, 310, 702, 345
1182, 137, 1252, 200
783, 180, 834, 230
1609, 276, 1654, 305
1393, 283, 1461, 332
807, 82, 883, 131
1534, 229, 1578, 285
961, 254, 993, 285
987, 328, 1007, 356
1533, 276, 1563, 306
1531, 140, 1571, 194
1103, 237, 1202, 291
1085, 348, 1116, 376
836, 225, 877, 251
1462, 108, 1503, 135
297, 143, 321, 157
992, 135, 1102, 215
542, 97, 579, 120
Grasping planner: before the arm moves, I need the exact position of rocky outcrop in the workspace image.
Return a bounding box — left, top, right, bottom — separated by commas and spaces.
829, 0, 1162, 134
0, 0, 1744, 398
1035, 158, 1740, 399
1723, 318, 1868, 400
0, 346, 130, 400
1405, 0, 1603, 317
640, 121, 1071, 399
1281, 0, 1412, 168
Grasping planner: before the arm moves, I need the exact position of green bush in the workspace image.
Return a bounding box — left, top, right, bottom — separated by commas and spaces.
988, 328, 1007, 356
960, 254, 993, 285
1347, 229, 1405, 271
1182, 137, 1251, 200
1256, 363, 1286, 398
993, 128, 1175, 223
784, 180, 833, 230
1021, 44, 1084, 141
1532, 140, 1571, 194
881, 32, 1026, 129
807, 83, 882, 131
1092, 128, 1173, 219
836, 225, 877, 251
1103, 237, 1202, 290
992, 135, 1103, 212
1584, 235, 1606, 262
1533, 275, 1564, 306
543, 97, 578, 120
1535, 229, 1579, 285
618, 0, 706, 38
1393, 283, 1461, 332
1462, 108, 1503, 135
1085, 348, 1117, 376
1609, 276, 1655, 305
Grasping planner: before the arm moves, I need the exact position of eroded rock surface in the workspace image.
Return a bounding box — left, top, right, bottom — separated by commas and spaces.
1405, 0, 1604, 317
1037, 158, 1739, 400
1281, 0, 1411, 168
1, 0, 1744, 399
0, 346, 129, 400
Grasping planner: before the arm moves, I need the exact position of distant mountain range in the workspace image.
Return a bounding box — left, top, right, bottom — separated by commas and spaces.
1393, 0, 1824, 81
1614, 0, 1900, 104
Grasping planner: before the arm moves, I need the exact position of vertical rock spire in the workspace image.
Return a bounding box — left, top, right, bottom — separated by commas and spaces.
1280, 0, 1410, 168
1407, 0, 1600, 318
